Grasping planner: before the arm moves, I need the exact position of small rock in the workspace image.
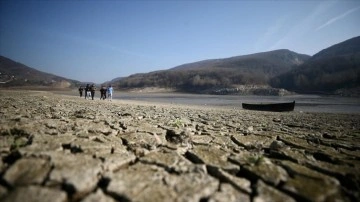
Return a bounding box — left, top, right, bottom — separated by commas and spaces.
273, 118, 281, 123
165, 128, 192, 147
269, 140, 286, 151
45, 121, 58, 129
246, 126, 254, 133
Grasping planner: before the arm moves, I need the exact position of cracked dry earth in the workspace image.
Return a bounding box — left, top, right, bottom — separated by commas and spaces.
0, 90, 359, 202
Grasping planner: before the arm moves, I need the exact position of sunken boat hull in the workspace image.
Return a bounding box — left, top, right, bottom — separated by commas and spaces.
242, 101, 295, 112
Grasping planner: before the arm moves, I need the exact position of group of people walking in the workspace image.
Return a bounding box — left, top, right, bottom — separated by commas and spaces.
78, 84, 113, 101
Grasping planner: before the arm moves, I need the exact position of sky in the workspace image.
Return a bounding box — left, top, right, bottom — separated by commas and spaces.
1, 0, 360, 83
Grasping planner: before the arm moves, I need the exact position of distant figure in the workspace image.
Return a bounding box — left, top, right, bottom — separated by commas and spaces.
107, 85, 113, 101
78, 86, 84, 97
100, 86, 107, 100
90, 84, 96, 100
85, 84, 90, 99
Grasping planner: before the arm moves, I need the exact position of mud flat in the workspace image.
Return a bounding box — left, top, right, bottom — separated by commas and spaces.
0, 90, 359, 202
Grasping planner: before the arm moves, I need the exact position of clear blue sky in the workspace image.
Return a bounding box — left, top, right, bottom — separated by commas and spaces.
1, 0, 359, 83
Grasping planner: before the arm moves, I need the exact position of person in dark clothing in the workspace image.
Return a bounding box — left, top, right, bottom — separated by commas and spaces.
100, 86, 107, 100
78, 86, 84, 97
100, 87, 104, 100
84, 84, 90, 99
90, 84, 96, 100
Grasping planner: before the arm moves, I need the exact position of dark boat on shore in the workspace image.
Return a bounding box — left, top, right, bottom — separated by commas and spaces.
242, 101, 295, 112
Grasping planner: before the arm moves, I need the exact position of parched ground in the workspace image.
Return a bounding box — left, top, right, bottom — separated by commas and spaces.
0, 90, 359, 202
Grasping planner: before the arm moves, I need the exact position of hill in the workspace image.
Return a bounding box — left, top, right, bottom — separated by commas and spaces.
271, 36, 360, 96
117, 49, 310, 94
0, 56, 80, 88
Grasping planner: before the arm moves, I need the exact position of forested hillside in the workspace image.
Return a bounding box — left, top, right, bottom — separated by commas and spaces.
117, 49, 310, 93
271, 36, 360, 95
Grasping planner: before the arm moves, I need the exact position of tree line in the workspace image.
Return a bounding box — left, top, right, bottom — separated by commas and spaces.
117, 68, 271, 92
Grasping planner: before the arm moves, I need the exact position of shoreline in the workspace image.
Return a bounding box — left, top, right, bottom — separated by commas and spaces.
2, 89, 360, 115
53, 89, 360, 115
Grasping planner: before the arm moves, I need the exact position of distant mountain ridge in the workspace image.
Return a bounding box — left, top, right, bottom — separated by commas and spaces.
310, 36, 360, 61
271, 36, 360, 96
117, 49, 310, 93
1, 36, 359, 96
0, 56, 79, 88
172, 49, 308, 71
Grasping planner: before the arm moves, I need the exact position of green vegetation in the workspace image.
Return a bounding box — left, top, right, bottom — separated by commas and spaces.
1, 128, 33, 151
247, 154, 265, 166
170, 118, 184, 128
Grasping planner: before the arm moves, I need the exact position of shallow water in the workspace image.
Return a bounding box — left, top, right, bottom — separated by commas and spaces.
57, 90, 360, 114
115, 93, 360, 114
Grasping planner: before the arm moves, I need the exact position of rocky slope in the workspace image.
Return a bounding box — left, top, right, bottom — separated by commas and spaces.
0, 90, 359, 202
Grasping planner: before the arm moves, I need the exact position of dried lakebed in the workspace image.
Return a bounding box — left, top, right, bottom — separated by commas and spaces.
0, 90, 359, 202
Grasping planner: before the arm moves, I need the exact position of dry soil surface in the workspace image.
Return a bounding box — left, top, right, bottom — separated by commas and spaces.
0, 90, 359, 202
